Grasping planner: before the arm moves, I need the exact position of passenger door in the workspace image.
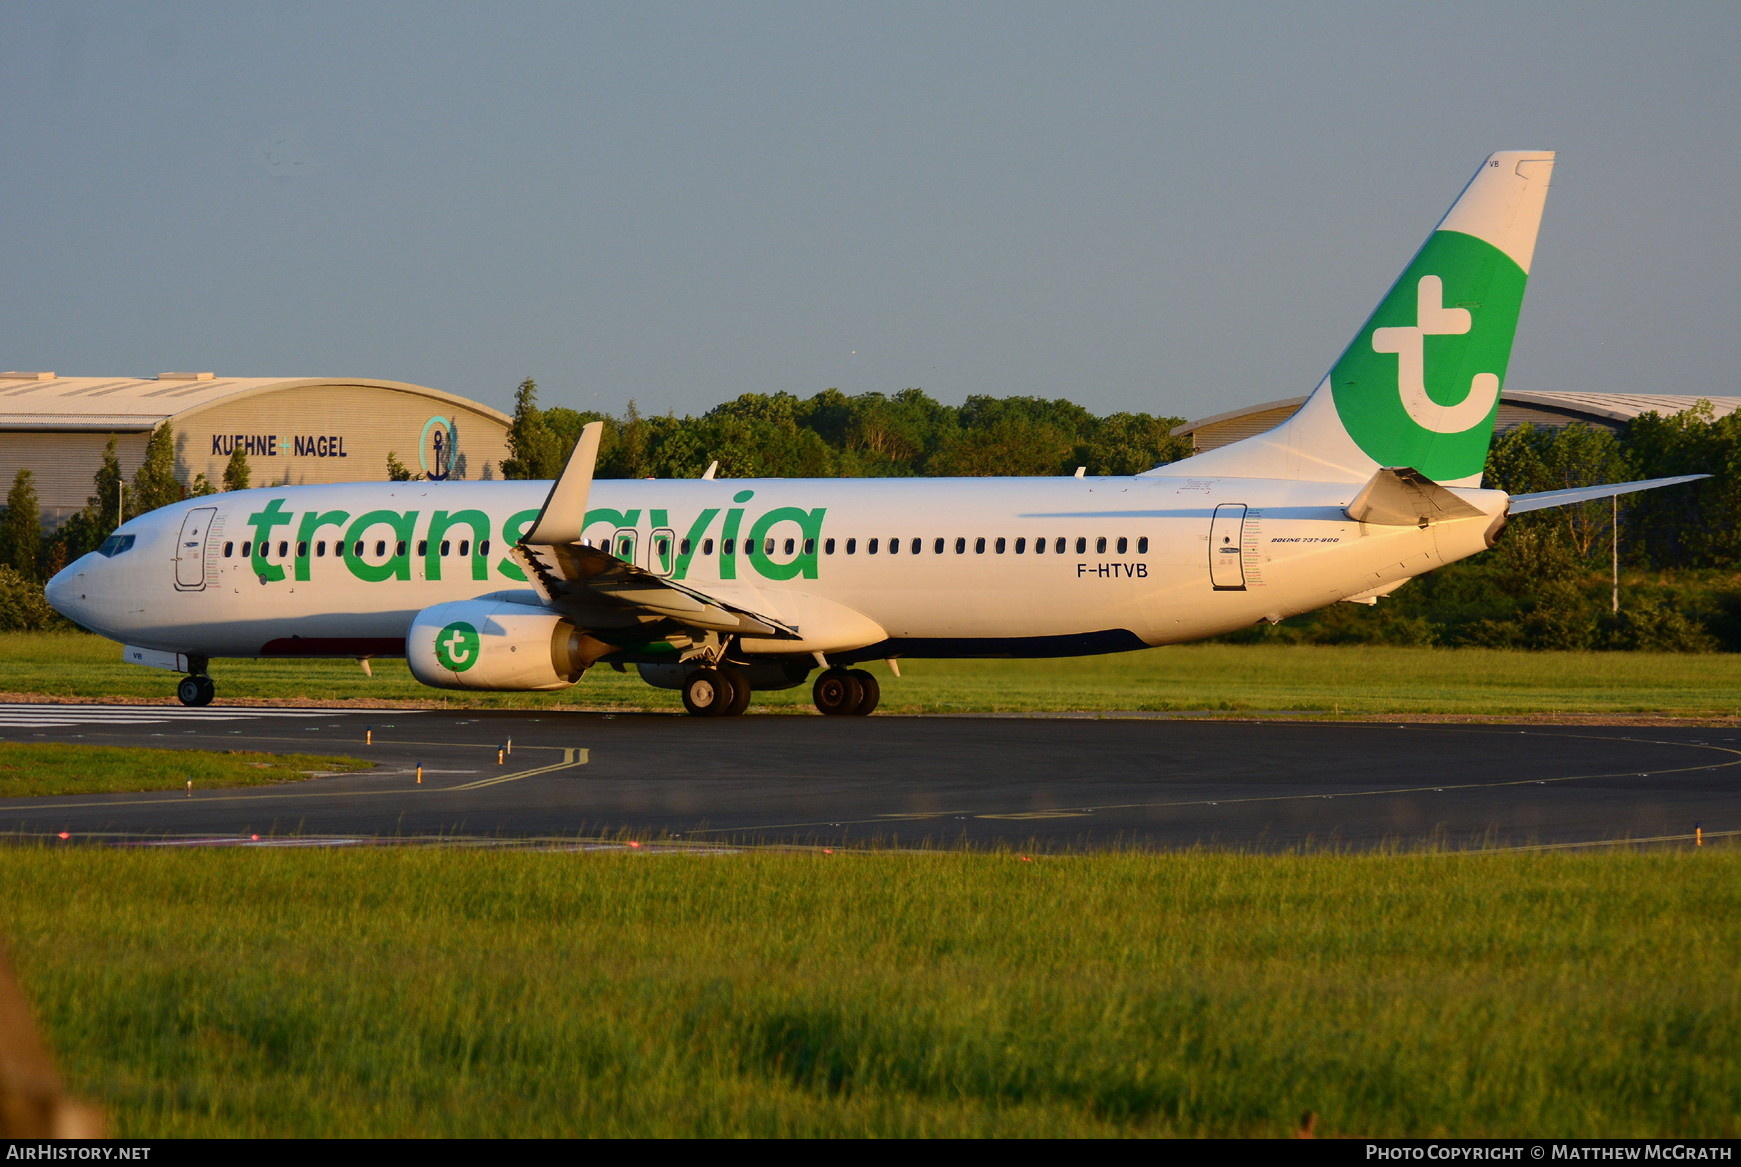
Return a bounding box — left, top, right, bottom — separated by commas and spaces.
1208, 503, 1247, 591
174, 506, 217, 591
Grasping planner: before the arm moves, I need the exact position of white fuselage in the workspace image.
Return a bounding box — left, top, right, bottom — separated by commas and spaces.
47, 472, 1507, 664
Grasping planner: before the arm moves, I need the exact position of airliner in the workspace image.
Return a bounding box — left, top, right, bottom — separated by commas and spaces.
45, 151, 1701, 716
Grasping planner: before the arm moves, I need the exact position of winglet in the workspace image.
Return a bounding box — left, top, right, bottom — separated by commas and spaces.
522, 421, 602, 547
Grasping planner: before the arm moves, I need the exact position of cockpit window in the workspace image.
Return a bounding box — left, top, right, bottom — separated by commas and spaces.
96, 534, 136, 558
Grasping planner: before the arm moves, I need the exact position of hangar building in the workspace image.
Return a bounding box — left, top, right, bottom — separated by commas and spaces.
1173, 390, 1741, 453
0, 372, 512, 527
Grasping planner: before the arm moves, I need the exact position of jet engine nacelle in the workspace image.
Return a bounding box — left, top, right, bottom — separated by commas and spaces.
407, 599, 586, 691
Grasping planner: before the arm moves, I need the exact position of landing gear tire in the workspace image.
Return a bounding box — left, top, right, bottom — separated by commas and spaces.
812, 668, 864, 716
845, 668, 880, 716
717, 664, 752, 717
682, 668, 738, 717
177, 675, 215, 707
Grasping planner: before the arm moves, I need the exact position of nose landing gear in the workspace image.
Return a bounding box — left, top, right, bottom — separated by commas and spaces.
176, 674, 215, 707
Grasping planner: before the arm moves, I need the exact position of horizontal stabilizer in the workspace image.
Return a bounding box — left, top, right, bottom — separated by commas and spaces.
1507, 474, 1709, 514
1345, 467, 1488, 527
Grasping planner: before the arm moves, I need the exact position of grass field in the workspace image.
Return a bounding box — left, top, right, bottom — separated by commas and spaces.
0, 742, 370, 798
4, 845, 1736, 1138
6, 630, 1741, 717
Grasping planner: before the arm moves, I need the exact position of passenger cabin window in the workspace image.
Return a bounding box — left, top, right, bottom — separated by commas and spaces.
223, 541, 234, 557
995, 537, 1006, 554
955, 537, 966, 554
417, 540, 427, 556
1075, 537, 1086, 554
459, 540, 470, 557
375, 540, 387, 557
869, 538, 879, 554
1117, 536, 1128, 554
297, 541, 308, 558
1096, 537, 1107, 554
846, 539, 857, 555
704, 539, 715, 555
241, 541, 252, 557
933, 538, 944, 554
279, 541, 289, 558
1015, 537, 1026, 553
1138, 536, 1149, 553
803, 538, 815, 555
824, 538, 835, 555
1035, 537, 1046, 554
974, 538, 986, 554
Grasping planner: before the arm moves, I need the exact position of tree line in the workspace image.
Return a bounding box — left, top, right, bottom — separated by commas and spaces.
497, 380, 1196, 481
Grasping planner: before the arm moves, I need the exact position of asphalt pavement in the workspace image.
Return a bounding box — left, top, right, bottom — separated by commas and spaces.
1, 703, 1735, 850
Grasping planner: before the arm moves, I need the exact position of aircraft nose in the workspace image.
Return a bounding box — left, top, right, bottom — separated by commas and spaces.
44, 562, 85, 622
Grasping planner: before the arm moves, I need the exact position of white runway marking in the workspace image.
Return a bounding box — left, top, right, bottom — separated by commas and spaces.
0, 704, 413, 730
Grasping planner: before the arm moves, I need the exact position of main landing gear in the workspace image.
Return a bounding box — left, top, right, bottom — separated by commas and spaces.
813, 668, 879, 717
681, 664, 752, 718
176, 674, 215, 707
676, 662, 882, 718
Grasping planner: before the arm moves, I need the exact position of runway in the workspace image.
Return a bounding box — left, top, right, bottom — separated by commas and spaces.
0, 703, 1736, 850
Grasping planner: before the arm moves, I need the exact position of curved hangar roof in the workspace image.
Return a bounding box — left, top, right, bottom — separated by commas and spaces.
0, 371, 508, 433
1174, 390, 1741, 453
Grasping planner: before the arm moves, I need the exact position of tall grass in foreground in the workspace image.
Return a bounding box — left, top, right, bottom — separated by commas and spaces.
3, 847, 1736, 1137
5, 631, 1741, 715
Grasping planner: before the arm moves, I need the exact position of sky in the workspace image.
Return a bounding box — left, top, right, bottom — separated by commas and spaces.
4, 1, 1739, 425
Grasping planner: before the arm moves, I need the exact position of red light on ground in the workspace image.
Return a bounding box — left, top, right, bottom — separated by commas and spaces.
57, 832, 69, 840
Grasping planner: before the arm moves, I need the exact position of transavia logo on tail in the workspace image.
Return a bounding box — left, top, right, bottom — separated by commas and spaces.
435, 621, 481, 671
1330, 230, 1527, 482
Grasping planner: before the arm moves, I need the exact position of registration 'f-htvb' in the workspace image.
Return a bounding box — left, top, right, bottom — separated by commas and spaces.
46, 152, 1702, 715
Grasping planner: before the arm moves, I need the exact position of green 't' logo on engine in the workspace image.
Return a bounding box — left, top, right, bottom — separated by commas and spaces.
434, 621, 480, 672
1330, 230, 1527, 482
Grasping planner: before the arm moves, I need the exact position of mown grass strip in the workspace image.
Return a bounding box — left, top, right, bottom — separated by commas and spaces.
0, 742, 370, 798
3, 846, 1736, 1137
4, 631, 1741, 716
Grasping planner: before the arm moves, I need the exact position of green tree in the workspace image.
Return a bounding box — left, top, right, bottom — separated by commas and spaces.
0, 565, 64, 630
1621, 402, 1741, 568
500, 378, 563, 479
1083, 412, 1193, 475
0, 468, 43, 580
1485, 422, 1631, 563
57, 437, 127, 560
131, 423, 182, 514
385, 452, 417, 481
189, 473, 218, 497
222, 446, 251, 491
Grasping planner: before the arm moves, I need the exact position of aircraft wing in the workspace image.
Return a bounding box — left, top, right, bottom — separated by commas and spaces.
1507, 474, 1709, 514
511, 422, 800, 638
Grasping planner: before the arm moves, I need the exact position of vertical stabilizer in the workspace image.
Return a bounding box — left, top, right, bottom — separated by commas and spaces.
1151, 151, 1555, 486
